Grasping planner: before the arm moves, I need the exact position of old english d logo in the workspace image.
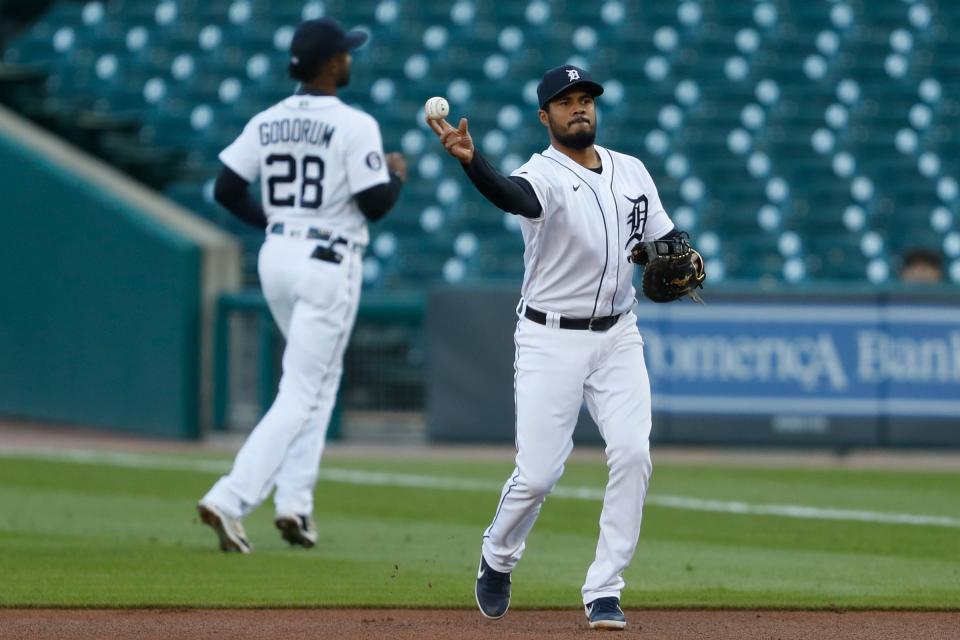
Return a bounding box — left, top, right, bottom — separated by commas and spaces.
624, 194, 648, 248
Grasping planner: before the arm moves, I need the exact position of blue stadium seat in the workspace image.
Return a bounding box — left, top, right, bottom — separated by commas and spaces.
5, 0, 956, 287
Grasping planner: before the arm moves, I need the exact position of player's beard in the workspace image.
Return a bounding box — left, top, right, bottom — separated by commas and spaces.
550, 118, 596, 150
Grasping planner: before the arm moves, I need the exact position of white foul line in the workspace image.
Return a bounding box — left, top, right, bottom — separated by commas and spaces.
3, 448, 959, 529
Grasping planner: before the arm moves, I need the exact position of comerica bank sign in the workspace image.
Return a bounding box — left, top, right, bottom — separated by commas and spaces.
857, 331, 960, 384
636, 305, 960, 418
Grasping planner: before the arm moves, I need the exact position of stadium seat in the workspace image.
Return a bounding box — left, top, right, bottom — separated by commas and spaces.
3, 0, 956, 288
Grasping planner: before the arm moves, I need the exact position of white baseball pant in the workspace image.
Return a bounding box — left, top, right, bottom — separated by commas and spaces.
203, 230, 362, 519
481, 309, 654, 604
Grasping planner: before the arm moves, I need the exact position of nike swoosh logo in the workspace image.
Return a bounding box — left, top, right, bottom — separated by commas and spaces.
477, 568, 485, 580
573, 184, 581, 191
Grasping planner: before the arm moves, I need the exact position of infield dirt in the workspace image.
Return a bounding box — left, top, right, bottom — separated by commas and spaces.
3, 609, 960, 640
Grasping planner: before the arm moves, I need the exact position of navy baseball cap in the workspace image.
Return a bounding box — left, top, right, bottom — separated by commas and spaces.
290, 17, 368, 70
536, 65, 604, 109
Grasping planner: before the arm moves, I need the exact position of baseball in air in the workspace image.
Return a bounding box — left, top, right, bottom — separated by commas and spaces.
424, 96, 450, 120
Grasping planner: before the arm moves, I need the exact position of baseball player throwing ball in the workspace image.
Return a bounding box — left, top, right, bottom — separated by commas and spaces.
197, 17, 406, 553
427, 65, 704, 629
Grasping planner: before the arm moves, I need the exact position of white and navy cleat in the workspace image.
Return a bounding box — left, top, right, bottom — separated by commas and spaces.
274, 514, 318, 548
197, 502, 253, 554
585, 597, 627, 630
475, 555, 512, 619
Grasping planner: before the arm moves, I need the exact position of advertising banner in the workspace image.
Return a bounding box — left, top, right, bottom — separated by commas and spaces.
427, 289, 960, 446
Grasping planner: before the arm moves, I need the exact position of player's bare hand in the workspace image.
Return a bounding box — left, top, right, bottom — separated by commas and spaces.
386, 152, 407, 182
427, 116, 474, 164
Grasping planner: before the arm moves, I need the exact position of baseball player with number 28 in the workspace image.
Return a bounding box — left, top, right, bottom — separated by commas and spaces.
196, 17, 406, 553
427, 65, 704, 630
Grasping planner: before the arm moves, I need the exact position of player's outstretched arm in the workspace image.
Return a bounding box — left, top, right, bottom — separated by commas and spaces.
426, 116, 475, 164
426, 115, 541, 219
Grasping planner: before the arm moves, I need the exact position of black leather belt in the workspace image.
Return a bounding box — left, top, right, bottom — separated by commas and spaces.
269, 222, 334, 241
269, 222, 354, 264
524, 305, 622, 332
268, 222, 369, 261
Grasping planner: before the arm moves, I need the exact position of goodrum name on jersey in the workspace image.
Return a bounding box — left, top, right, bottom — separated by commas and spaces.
258, 118, 336, 148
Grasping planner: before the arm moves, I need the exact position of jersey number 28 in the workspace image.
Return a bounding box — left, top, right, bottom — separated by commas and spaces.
266, 153, 324, 208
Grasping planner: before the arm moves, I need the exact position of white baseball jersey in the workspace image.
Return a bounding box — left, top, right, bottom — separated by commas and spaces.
511, 144, 674, 318
219, 94, 390, 244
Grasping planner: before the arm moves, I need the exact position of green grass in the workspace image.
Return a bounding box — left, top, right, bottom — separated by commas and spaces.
0, 452, 958, 609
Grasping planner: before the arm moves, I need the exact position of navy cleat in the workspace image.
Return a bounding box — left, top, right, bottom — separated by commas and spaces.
474, 555, 511, 619
585, 597, 627, 630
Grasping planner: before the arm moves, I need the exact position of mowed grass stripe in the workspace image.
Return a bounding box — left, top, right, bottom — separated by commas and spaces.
0, 454, 958, 608
2, 448, 958, 529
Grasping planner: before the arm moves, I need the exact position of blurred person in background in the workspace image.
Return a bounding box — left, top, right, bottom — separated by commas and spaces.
196, 17, 406, 553
900, 248, 943, 284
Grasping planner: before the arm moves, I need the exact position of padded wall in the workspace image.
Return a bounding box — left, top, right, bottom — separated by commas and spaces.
0, 114, 222, 438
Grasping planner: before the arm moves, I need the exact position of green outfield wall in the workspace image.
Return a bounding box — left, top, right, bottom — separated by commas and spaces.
0, 106, 240, 438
